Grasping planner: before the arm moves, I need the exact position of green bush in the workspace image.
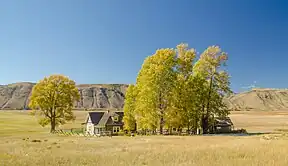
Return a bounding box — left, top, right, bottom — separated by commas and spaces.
118, 130, 125, 136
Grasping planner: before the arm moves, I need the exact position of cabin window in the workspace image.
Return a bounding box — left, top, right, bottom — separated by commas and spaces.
113, 126, 120, 133
113, 116, 119, 122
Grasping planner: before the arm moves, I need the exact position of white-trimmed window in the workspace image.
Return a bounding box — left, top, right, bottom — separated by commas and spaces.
113, 126, 120, 133
113, 116, 119, 122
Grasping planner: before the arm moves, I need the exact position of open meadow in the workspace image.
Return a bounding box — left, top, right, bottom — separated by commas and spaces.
1, 110, 288, 166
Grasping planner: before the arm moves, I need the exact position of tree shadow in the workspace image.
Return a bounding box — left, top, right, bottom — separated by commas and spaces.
246, 132, 272, 136
203, 132, 272, 136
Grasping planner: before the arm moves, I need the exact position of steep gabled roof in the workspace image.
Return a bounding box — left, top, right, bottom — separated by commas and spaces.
97, 112, 110, 126
87, 112, 105, 124
106, 112, 124, 125
87, 111, 124, 126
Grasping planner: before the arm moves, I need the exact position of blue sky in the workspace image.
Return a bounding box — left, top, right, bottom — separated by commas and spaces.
0, 0, 287, 93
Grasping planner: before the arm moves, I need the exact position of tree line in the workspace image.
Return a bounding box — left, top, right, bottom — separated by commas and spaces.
27, 43, 231, 134
123, 43, 232, 134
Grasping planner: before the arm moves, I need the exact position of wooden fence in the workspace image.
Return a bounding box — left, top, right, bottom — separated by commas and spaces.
53, 128, 112, 137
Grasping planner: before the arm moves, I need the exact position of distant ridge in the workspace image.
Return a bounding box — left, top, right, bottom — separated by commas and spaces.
0, 82, 128, 110
227, 88, 288, 111
251, 88, 288, 91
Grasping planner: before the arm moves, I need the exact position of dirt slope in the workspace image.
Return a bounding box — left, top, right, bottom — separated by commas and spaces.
0, 82, 128, 110
227, 88, 288, 111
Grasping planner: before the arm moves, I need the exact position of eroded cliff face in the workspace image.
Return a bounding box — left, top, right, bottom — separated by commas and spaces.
74, 84, 127, 109
0, 82, 128, 110
0, 82, 33, 109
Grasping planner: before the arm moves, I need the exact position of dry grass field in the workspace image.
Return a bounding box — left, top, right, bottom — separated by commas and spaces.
1, 110, 288, 166
230, 111, 288, 133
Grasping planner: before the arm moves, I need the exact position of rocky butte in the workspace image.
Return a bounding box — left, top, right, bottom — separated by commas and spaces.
0, 82, 128, 110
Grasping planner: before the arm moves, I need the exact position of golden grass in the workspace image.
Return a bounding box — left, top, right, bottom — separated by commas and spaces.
0, 111, 47, 137
230, 111, 288, 133
0, 110, 288, 166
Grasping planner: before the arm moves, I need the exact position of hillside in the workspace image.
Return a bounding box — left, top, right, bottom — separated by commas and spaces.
227, 88, 288, 111
1, 83, 288, 111
0, 82, 128, 110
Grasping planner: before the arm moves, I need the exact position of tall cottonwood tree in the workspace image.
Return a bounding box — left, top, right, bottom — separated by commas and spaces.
134, 56, 157, 131
135, 49, 176, 134
193, 46, 232, 134
167, 43, 197, 131
29, 75, 80, 133
123, 84, 137, 131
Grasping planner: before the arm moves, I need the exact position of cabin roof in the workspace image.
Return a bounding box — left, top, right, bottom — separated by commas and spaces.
87, 112, 105, 124
106, 112, 124, 126
87, 111, 124, 126
215, 117, 234, 127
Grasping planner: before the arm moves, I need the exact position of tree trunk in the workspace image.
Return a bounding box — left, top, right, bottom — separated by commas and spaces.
202, 115, 209, 134
50, 118, 56, 133
200, 100, 206, 134
50, 92, 57, 133
158, 89, 164, 135
203, 74, 214, 134
159, 115, 164, 134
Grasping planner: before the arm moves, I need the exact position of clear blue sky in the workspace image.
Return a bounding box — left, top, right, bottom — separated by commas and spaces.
1, 0, 287, 93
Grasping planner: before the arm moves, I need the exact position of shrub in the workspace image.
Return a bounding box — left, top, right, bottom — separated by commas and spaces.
31, 139, 41, 143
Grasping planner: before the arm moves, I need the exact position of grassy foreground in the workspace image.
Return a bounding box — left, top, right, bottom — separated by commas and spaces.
1, 110, 288, 166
